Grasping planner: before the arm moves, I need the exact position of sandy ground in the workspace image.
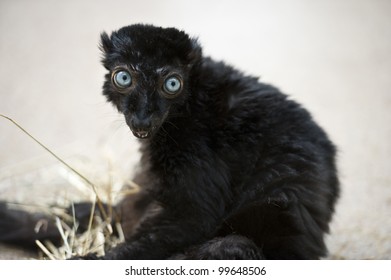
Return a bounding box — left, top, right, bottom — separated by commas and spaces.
0, 0, 390, 259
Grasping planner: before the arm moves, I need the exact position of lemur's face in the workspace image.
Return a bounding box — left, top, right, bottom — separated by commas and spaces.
107, 62, 186, 139
100, 24, 201, 139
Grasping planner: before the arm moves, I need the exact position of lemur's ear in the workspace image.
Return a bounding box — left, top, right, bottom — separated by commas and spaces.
99, 32, 113, 54
187, 38, 202, 65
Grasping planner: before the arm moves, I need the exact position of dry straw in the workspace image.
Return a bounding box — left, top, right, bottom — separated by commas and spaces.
1, 114, 126, 259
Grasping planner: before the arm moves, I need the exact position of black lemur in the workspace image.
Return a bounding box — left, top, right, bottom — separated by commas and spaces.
0, 24, 339, 259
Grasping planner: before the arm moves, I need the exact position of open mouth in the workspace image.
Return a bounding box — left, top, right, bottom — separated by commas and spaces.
132, 130, 151, 139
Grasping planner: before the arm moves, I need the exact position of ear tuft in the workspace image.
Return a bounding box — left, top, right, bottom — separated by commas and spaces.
99, 32, 113, 54
187, 38, 202, 65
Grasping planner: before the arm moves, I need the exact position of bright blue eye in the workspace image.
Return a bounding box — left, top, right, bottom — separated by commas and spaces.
113, 70, 132, 88
164, 76, 182, 94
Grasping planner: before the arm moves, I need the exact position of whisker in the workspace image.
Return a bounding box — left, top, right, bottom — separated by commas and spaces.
165, 121, 180, 130
160, 126, 179, 146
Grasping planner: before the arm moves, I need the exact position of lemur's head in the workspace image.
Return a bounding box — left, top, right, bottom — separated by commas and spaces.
100, 24, 202, 139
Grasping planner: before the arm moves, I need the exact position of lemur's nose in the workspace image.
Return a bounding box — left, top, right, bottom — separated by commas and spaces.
131, 116, 152, 131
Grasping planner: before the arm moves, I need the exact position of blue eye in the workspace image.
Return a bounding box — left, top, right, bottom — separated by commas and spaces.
113, 70, 132, 88
164, 76, 182, 94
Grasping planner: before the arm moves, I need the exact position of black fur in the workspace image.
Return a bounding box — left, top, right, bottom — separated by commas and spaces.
0, 24, 339, 259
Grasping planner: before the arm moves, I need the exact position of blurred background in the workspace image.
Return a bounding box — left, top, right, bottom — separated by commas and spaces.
0, 0, 390, 259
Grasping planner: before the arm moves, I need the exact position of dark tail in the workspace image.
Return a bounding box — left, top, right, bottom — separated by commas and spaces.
0, 201, 107, 249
